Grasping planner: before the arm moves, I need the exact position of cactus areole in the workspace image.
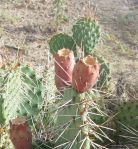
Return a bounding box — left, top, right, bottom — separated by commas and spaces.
10, 116, 32, 149
72, 55, 100, 93
54, 48, 75, 92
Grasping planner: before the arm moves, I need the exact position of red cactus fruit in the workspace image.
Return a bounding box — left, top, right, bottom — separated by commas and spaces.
10, 116, 32, 149
72, 55, 100, 93
54, 48, 75, 92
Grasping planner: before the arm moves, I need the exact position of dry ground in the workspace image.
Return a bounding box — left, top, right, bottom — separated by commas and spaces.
0, 0, 138, 97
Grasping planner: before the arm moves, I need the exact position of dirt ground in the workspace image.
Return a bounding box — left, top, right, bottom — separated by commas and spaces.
0, 0, 138, 97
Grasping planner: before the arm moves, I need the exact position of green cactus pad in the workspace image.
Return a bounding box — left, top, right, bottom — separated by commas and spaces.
2, 65, 44, 124
54, 88, 110, 148
49, 33, 76, 54
116, 101, 138, 145
54, 88, 88, 148
116, 101, 138, 129
95, 56, 111, 90
55, 91, 90, 149
72, 18, 100, 55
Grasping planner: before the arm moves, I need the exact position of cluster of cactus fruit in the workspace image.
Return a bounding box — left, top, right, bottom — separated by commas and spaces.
0, 17, 138, 149
49, 18, 111, 91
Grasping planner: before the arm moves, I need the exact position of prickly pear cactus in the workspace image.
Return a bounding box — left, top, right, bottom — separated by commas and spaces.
49, 33, 76, 54
116, 101, 138, 145
2, 64, 44, 124
72, 18, 100, 55
95, 56, 111, 90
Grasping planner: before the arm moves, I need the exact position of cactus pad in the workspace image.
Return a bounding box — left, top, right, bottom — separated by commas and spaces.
72, 18, 100, 55
95, 56, 111, 90
116, 101, 138, 129
55, 88, 90, 148
116, 101, 138, 145
2, 64, 44, 124
49, 33, 76, 54
54, 88, 111, 148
